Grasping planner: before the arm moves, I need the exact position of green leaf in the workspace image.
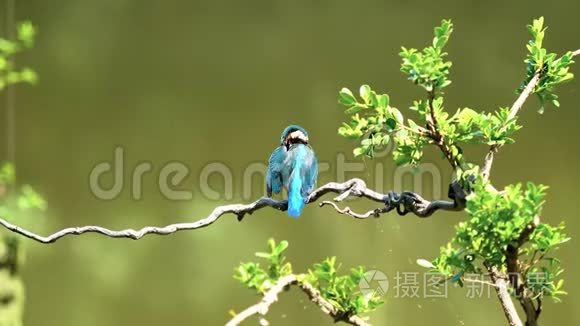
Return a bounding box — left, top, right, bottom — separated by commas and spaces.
359, 84, 372, 104
520, 17, 575, 112
275, 240, 289, 255
400, 19, 453, 92
20, 67, 38, 84
255, 252, 271, 259
17, 21, 36, 48
457, 108, 478, 124
339, 87, 357, 106
377, 94, 389, 108
17, 184, 47, 211
386, 118, 397, 130
0, 162, 16, 185
0, 39, 17, 54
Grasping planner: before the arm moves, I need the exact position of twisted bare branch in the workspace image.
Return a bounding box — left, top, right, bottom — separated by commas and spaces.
319, 201, 392, 219
320, 188, 463, 219
0, 178, 463, 244
0, 197, 287, 243
226, 274, 370, 326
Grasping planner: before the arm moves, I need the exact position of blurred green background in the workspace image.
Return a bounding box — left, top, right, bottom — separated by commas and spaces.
0, 0, 579, 325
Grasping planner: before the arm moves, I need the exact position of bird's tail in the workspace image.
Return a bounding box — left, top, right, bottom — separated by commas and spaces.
288, 158, 305, 218
288, 174, 304, 217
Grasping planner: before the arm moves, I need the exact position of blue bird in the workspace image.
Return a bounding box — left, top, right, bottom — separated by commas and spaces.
266, 125, 318, 218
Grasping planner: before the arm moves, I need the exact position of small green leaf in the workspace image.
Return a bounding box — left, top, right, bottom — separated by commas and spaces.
255, 252, 271, 259
377, 94, 389, 108
276, 240, 289, 254
339, 87, 357, 106
0, 39, 17, 54
20, 67, 38, 84
359, 84, 372, 104
386, 118, 397, 130
17, 21, 36, 48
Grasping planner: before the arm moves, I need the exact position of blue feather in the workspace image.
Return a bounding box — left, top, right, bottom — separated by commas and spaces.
285, 144, 317, 217
266, 146, 286, 197
287, 146, 307, 217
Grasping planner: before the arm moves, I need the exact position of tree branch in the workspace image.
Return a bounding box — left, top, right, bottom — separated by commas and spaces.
226, 274, 370, 326
0, 178, 463, 244
425, 89, 460, 170
481, 73, 539, 180
0, 197, 287, 243
488, 266, 524, 326
505, 216, 541, 326
319, 186, 463, 219
427, 89, 439, 133
482, 48, 580, 180
480, 49, 580, 325
226, 274, 296, 326
483, 198, 543, 326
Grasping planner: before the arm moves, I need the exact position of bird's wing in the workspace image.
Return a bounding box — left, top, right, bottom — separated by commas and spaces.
302, 146, 318, 196
266, 146, 286, 197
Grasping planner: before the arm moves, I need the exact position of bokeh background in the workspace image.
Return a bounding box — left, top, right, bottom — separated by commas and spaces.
1, 0, 579, 325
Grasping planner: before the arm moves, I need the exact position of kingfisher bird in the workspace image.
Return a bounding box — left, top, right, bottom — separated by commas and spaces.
266, 125, 318, 218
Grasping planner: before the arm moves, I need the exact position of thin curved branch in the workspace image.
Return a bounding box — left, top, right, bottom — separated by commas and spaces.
482, 73, 539, 180
298, 281, 370, 326
319, 201, 392, 219
226, 274, 370, 326
307, 178, 385, 203
0, 197, 287, 243
482, 48, 580, 180
226, 274, 297, 326
0, 178, 463, 244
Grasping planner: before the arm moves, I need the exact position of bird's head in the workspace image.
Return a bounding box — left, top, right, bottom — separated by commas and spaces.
279, 125, 309, 149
